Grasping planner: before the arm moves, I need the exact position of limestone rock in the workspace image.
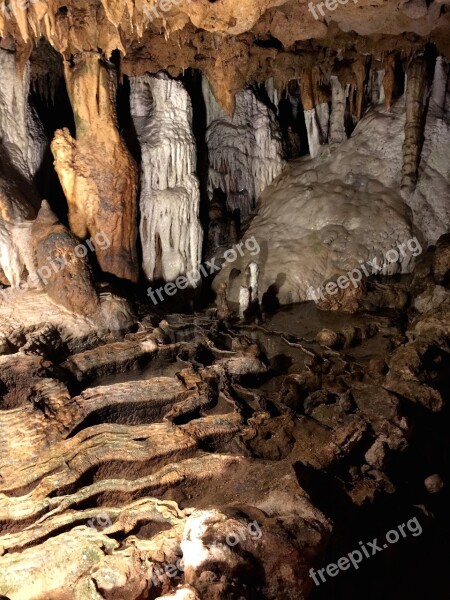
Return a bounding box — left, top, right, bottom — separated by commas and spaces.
433, 233, 450, 284
424, 474, 444, 493
130, 73, 203, 282
51, 53, 139, 282
31, 200, 100, 317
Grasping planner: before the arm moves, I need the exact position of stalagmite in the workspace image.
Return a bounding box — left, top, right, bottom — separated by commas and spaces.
130, 73, 203, 282
304, 109, 321, 158
238, 286, 250, 318
203, 76, 284, 220
31, 201, 100, 317
401, 54, 428, 193
329, 75, 347, 144
247, 261, 259, 305
316, 102, 330, 144
51, 52, 139, 282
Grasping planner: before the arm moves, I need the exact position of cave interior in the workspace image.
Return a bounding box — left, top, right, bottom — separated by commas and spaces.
0, 1, 449, 599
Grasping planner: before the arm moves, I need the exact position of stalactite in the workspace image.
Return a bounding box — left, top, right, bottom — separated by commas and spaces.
0, 48, 46, 180
404, 55, 450, 242
265, 77, 279, 108
300, 71, 320, 158
401, 54, 428, 193
428, 56, 450, 118
51, 52, 139, 282
203, 76, 284, 219
352, 60, 366, 121
329, 75, 347, 144
383, 54, 396, 111
0, 49, 45, 288
130, 73, 203, 283
371, 68, 386, 105
299, 69, 330, 157
312, 67, 330, 145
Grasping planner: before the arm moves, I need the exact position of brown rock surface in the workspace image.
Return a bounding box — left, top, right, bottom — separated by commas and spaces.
31, 200, 100, 317
51, 53, 139, 282
0, 288, 449, 597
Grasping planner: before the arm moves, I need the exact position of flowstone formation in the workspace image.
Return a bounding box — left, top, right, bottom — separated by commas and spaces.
203, 77, 285, 221
130, 73, 203, 282
214, 54, 450, 306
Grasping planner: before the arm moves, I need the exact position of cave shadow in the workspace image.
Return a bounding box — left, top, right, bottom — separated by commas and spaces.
261, 273, 287, 316
0, 141, 41, 213
181, 68, 211, 259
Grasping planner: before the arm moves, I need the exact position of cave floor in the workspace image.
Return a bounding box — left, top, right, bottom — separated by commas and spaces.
0, 281, 449, 599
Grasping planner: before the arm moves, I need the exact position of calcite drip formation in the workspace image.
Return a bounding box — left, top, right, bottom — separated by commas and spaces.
203, 77, 285, 219
1, 42, 450, 312
130, 73, 203, 282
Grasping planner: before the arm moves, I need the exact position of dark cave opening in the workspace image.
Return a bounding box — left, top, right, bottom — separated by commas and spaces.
29, 76, 74, 227
277, 82, 311, 159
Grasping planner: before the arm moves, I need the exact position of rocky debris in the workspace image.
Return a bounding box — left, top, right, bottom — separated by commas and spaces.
0, 277, 449, 597
0, 288, 134, 358
316, 328, 346, 349
424, 473, 445, 494
316, 281, 367, 314
414, 284, 450, 313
